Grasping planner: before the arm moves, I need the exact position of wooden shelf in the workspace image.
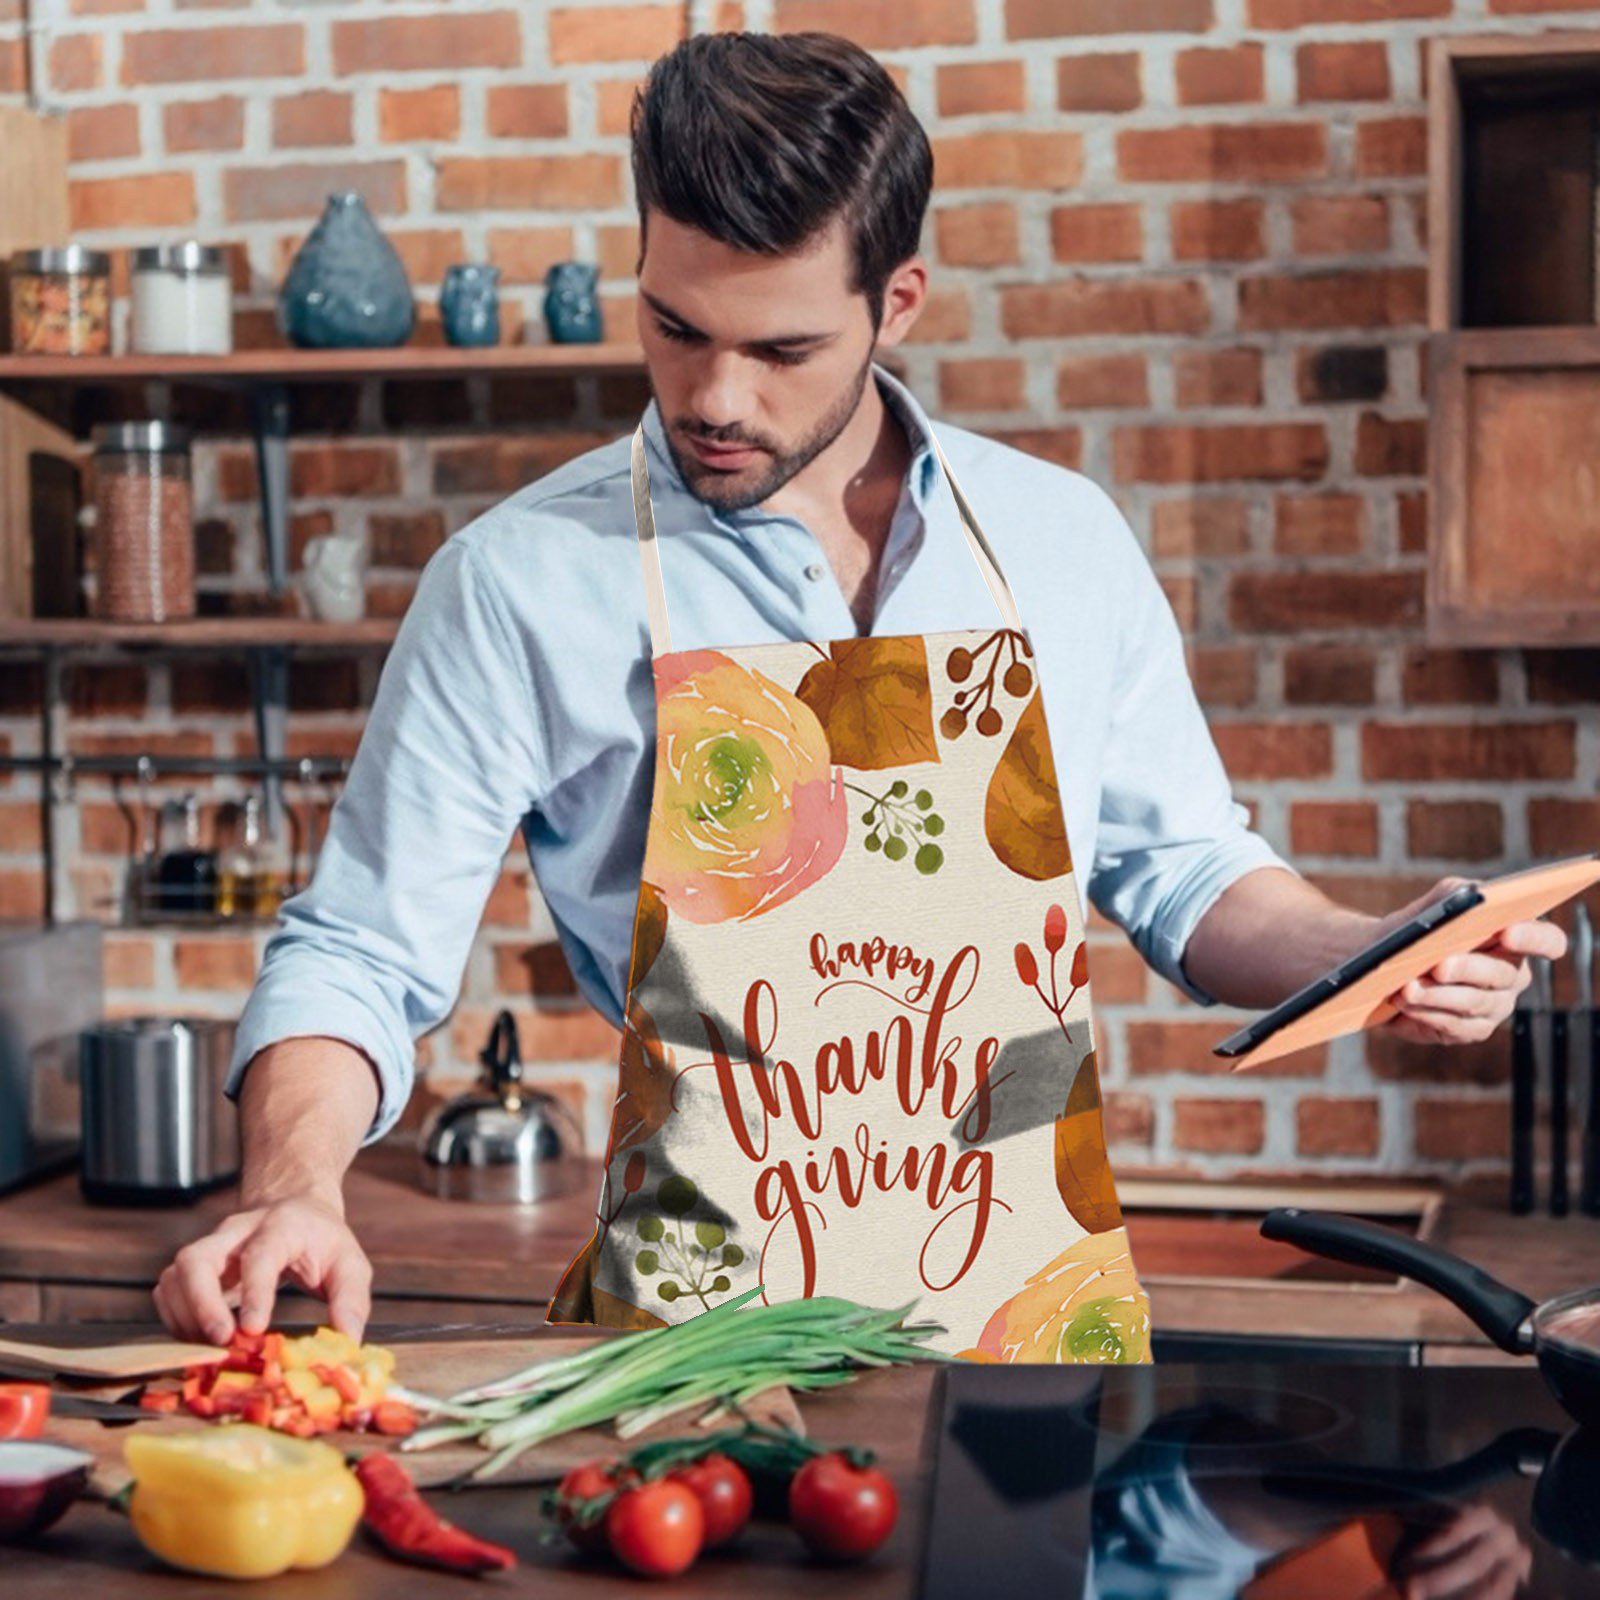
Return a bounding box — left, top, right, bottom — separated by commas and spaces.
0, 616, 400, 649
0, 342, 647, 387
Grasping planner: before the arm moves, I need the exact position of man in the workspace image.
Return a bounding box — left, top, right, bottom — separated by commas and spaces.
154, 30, 1564, 1347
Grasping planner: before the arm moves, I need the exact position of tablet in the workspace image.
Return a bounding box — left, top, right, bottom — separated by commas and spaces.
1212, 852, 1600, 1072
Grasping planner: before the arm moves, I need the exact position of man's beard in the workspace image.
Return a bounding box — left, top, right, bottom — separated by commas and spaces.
654, 354, 876, 515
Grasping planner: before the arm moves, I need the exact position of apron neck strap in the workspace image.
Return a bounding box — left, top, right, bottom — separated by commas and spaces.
630, 415, 1024, 659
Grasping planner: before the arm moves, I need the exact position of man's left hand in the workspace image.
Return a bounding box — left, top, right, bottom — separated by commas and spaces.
1376, 877, 1569, 1047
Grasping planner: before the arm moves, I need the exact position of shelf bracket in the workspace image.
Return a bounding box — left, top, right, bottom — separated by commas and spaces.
251, 380, 291, 595
249, 645, 290, 839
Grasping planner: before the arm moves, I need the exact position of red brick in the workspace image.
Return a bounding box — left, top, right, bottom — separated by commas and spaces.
1113, 422, 1327, 484
1291, 801, 1379, 857
369, 511, 446, 567
1104, 1091, 1153, 1146
937, 59, 1025, 117
1362, 722, 1575, 783
940, 357, 1025, 412
272, 90, 352, 149
1056, 50, 1141, 112
1250, 0, 1447, 21
1397, 489, 1427, 554
1128, 1021, 1321, 1078
1291, 194, 1389, 256
1174, 1097, 1267, 1154
1171, 198, 1264, 261
71, 171, 195, 230
379, 85, 460, 143
1529, 798, 1600, 857
1212, 721, 1333, 780
492, 941, 581, 999
902, 287, 971, 343
1049, 202, 1142, 263
1284, 644, 1376, 705
596, 222, 640, 280
0, 39, 22, 95
1400, 648, 1499, 706
1296, 1096, 1379, 1157
1490, 0, 1600, 9
49, 33, 101, 90
171, 659, 251, 714
1274, 493, 1366, 556
1057, 353, 1148, 410
432, 434, 615, 496
1174, 347, 1261, 408
1120, 122, 1325, 184
990, 427, 1080, 469
486, 84, 569, 139
1001, 278, 1207, 339
451, 1005, 618, 1065
1368, 1032, 1507, 1087
549, 2, 683, 61
225, 161, 406, 223
1009, 0, 1212, 35
772, 0, 974, 46
0, 802, 42, 853
1524, 650, 1600, 704
103, 933, 155, 990
932, 130, 1081, 189
333, 13, 521, 74
164, 96, 244, 153
0, 871, 46, 920
389, 229, 469, 286
1189, 644, 1257, 706
1175, 43, 1263, 105
1238, 268, 1425, 330
595, 76, 646, 138
1087, 941, 1149, 1004
1298, 345, 1388, 405
1153, 497, 1250, 558
437, 155, 621, 212
1355, 412, 1426, 477
1297, 40, 1390, 101
175, 937, 259, 991
1413, 1097, 1505, 1162
123, 25, 304, 84
1233, 570, 1421, 632
69, 103, 141, 163
67, 663, 147, 717
1407, 800, 1503, 861
936, 202, 1019, 267
489, 225, 579, 283
1357, 116, 1426, 178
1162, 574, 1200, 631
291, 443, 401, 498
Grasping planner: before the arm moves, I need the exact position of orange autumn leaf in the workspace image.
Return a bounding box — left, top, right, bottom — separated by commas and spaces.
592, 1282, 670, 1331
612, 881, 676, 1156
985, 690, 1072, 880
1054, 1050, 1123, 1234
630, 880, 668, 986
795, 637, 939, 771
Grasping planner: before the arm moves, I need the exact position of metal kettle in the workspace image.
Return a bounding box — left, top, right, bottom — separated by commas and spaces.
417, 1009, 583, 1203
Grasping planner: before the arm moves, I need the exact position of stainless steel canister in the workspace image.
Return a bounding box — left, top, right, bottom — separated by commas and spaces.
78, 1016, 239, 1205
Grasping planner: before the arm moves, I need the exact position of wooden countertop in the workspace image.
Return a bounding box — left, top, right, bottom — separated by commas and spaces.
4, 1147, 1597, 1354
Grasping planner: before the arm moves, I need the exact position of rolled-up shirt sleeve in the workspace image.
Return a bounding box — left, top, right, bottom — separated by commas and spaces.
1087, 499, 1299, 1006
226, 538, 548, 1144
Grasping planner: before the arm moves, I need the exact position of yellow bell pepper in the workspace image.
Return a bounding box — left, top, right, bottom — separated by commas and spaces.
124, 1424, 362, 1579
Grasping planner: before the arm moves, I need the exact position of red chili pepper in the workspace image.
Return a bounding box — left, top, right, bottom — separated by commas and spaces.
354, 1451, 517, 1575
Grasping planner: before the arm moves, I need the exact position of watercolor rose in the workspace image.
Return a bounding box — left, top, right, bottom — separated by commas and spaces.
959, 1227, 1151, 1365
646, 650, 848, 924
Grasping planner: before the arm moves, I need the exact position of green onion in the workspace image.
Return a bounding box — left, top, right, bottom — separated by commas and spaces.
400, 1287, 949, 1480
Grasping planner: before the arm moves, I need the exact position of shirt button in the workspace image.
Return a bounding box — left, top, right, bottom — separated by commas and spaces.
804, 562, 825, 582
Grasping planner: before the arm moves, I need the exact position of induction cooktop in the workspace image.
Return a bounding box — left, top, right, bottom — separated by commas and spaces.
917, 1361, 1600, 1599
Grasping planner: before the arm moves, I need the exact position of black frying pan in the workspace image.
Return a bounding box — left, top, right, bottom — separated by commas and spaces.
1260, 1207, 1600, 1431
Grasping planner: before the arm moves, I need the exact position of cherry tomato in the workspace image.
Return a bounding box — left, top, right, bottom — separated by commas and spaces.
789, 1451, 898, 1561
555, 1458, 627, 1553
605, 1479, 704, 1578
669, 1452, 752, 1548
0, 1384, 50, 1441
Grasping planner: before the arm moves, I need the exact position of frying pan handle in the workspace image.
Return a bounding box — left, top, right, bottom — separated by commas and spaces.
1261, 1207, 1538, 1354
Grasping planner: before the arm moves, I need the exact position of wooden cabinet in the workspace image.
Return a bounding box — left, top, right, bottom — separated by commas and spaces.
1427, 34, 1600, 646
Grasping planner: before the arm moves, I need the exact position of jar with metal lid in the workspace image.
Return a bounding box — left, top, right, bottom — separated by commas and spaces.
8, 246, 111, 356
130, 242, 233, 356
91, 422, 195, 623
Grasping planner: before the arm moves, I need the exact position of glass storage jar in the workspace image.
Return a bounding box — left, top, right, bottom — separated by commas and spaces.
8, 246, 112, 355
130, 242, 233, 356
91, 422, 195, 623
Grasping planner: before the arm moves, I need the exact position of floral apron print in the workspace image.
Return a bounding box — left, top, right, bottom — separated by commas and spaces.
546, 423, 1152, 1365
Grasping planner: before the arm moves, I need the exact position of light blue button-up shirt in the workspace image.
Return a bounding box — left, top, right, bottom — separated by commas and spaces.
227, 362, 1296, 1143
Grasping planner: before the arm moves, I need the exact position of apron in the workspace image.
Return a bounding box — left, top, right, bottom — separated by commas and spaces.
546, 419, 1152, 1365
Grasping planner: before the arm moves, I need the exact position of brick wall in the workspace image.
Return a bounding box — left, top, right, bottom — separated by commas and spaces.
4, 0, 1599, 1179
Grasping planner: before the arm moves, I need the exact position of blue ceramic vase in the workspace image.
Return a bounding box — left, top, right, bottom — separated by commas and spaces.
440, 263, 501, 348
542, 261, 601, 343
278, 192, 414, 349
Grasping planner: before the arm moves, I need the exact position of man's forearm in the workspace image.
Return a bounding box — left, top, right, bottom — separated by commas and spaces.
236, 1037, 383, 1212
1179, 866, 1380, 1011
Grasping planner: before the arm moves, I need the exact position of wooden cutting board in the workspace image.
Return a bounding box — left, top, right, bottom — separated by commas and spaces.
49, 1333, 804, 1498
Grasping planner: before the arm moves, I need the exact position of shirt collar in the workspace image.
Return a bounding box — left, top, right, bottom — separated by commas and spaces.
638, 359, 939, 538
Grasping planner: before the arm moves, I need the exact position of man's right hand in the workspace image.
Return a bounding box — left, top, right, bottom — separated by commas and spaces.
153, 1193, 374, 1347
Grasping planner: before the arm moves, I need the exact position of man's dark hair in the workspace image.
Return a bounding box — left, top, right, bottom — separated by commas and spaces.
630, 31, 933, 331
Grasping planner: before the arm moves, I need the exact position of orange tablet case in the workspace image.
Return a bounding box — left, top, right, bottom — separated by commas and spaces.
1224, 852, 1600, 1072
